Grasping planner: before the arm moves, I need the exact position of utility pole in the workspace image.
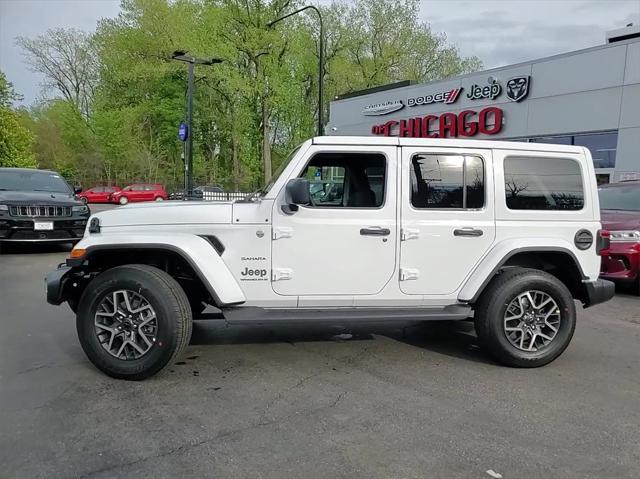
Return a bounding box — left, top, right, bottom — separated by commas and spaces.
268, 5, 325, 136
171, 51, 223, 198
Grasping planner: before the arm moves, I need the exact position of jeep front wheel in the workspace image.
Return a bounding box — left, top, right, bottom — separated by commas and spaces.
474, 267, 576, 368
76, 264, 192, 380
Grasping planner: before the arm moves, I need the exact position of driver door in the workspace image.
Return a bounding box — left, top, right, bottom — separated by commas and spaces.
271, 145, 398, 297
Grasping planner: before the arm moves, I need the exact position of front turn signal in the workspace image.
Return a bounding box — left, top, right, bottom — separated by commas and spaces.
69, 248, 87, 260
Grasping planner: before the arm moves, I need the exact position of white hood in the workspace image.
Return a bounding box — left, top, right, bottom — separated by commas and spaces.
94, 201, 234, 228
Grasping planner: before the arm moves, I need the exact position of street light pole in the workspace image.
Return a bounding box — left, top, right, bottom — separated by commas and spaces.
268, 5, 324, 136
171, 51, 223, 198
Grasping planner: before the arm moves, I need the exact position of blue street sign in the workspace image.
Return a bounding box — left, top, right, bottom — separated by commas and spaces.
178, 122, 188, 141
315, 169, 321, 178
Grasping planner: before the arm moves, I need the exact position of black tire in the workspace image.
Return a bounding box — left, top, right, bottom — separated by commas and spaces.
474, 267, 576, 368
76, 264, 192, 380
80, 196, 88, 205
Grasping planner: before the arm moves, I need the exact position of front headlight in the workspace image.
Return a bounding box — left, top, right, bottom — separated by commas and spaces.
0, 205, 8, 211
72, 205, 89, 214
609, 230, 640, 242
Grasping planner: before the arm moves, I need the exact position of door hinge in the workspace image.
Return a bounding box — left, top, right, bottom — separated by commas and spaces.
272, 268, 294, 281
400, 268, 420, 281
272, 227, 293, 240
401, 227, 420, 241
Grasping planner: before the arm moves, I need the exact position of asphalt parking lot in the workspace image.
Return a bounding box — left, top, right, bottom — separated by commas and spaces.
1, 216, 640, 478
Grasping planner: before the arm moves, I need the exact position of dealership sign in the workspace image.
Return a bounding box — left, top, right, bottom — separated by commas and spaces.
371, 107, 503, 138
362, 100, 404, 116
408, 87, 462, 107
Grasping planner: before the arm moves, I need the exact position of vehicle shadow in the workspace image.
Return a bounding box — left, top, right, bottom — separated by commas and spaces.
0, 242, 73, 255
190, 318, 495, 365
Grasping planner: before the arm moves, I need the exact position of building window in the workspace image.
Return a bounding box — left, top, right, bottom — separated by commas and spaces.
410, 154, 485, 209
504, 156, 584, 210
529, 135, 572, 145
525, 131, 618, 170
574, 132, 617, 169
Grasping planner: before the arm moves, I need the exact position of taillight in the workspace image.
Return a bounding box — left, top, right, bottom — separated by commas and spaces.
596, 230, 610, 256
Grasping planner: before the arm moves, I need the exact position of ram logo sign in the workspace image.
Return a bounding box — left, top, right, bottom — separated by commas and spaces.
506, 76, 530, 102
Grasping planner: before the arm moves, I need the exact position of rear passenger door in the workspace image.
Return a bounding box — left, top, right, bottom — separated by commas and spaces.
399, 147, 496, 295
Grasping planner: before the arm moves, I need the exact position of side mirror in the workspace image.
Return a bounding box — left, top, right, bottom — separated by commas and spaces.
282, 178, 310, 214
73, 185, 83, 194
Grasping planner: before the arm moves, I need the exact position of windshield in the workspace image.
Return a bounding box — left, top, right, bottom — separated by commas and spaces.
260, 145, 302, 196
0, 169, 72, 194
598, 184, 640, 211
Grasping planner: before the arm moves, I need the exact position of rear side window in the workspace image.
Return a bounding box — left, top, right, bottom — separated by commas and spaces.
410, 154, 485, 209
504, 156, 584, 210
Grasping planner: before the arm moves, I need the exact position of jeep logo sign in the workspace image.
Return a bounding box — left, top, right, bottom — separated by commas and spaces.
241, 267, 268, 278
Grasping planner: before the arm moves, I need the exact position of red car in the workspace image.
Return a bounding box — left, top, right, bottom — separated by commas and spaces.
599, 180, 640, 295
76, 185, 121, 204
110, 183, 168, 205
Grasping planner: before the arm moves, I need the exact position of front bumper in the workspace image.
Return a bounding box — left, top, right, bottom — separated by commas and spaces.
0, 217, 88, 242
45, 265, 73, 305
600, 242, 640, 283
583, 279, 616, 308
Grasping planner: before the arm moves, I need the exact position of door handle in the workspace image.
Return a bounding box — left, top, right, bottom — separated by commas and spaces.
360, 227, 391, 236
453, 228, 483, 237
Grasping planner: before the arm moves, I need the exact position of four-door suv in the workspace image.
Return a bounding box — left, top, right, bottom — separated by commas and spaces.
0, 168, 90, 245
110, 183, 167, 205
45, 137, 614, 380
76, 185, 121, 204
598, 180, 640, 294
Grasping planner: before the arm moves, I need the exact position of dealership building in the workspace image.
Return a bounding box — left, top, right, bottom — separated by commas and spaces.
327, 25, 640, 184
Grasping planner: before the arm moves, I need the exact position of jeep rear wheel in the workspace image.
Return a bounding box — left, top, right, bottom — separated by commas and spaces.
474, 267, 576, 368
76, 264, 192, 380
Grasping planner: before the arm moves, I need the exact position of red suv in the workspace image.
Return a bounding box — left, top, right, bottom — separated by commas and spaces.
110, 184, 168, 205
599, 181, 640, 295
76, 185, 121, 204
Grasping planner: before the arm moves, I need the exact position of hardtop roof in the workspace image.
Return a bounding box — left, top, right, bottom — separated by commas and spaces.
312, 136, 587, 154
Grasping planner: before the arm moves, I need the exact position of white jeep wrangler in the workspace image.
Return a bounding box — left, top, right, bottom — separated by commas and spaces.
46, 136, 614, 379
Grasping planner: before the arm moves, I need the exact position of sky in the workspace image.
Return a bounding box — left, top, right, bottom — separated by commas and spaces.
1, 0, 639, 106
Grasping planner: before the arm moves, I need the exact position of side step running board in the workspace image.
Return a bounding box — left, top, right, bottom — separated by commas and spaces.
221, 305, 472, 324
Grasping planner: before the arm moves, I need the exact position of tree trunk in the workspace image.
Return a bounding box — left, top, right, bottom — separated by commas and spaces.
262, 100, 272, 184
232, 129, 240, 191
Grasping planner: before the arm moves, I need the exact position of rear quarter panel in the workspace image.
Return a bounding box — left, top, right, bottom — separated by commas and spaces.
492, 147, 601, 281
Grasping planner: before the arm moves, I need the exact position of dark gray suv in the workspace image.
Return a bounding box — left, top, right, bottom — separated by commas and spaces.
0, 168, 90, 244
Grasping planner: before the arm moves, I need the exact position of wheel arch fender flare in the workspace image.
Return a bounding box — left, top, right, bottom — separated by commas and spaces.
76, 234, 245, 306
458, 239, 587, 304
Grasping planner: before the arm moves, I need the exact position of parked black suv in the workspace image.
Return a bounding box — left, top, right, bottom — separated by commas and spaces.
0, 168, 90, 244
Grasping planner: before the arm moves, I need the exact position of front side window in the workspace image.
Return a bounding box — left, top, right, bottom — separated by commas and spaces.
410, 154, 485, 209
504, 156, 584, 210
300, 152, 386, 208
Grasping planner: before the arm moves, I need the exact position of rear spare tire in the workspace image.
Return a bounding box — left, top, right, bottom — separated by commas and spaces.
474, 267, 576, 368
76, 264, 192, 380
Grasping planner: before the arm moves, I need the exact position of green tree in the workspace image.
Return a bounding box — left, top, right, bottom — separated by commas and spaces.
0, 71, 36, 168
15, 0, 482, 191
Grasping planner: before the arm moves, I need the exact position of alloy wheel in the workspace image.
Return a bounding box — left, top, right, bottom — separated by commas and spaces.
503, 290, 561, 352
94, 290, 158, 360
